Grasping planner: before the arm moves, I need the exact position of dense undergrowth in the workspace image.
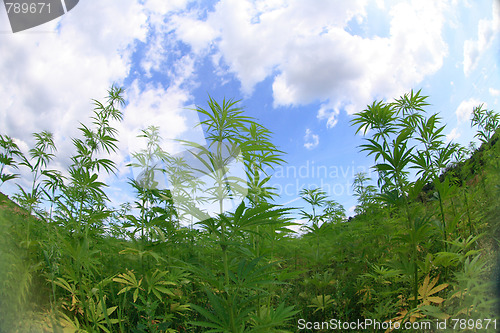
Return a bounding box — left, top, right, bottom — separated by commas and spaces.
0, 87, 499, 332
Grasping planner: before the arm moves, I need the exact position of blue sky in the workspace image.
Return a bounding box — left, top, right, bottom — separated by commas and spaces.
0, 0, 499, 222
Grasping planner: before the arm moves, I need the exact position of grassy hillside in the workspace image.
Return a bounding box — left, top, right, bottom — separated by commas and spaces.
0, 192, 51, 331
0, 89, 499, 332
276, 131, 500, 331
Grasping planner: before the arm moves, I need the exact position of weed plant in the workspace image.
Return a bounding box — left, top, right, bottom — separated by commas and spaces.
0, 88, 498, 332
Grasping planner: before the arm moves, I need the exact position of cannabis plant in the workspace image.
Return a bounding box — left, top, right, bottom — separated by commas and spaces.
180, 97, 297, 332
0, 134, 23, 188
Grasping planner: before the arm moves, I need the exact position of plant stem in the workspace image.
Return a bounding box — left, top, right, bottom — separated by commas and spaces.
219, 195, 236, 332
463, 187, 472, 236
438, 192, 447, 252
398, 175, 418, 309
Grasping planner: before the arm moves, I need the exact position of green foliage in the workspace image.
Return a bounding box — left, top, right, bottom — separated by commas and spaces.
351, 90, 498, 321
0, 89, 498, 332
471, 104, 499, 144
0, 134, 23, 187
352, 172, 377, 215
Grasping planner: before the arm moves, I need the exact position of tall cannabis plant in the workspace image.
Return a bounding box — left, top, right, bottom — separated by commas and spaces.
0, 134, 23, 188
352, 90, 432, 308
183, 97, 297, 332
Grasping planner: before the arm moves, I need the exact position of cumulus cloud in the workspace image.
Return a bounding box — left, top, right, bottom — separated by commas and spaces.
304, 128, 319, 150
0, 0, 153, 188
347, 205, 356, 216
2, 0, 489, 207
0, 0, 456, 194
112, 78, 206, 198
317, 104, 340, 128
490, 87, 500, 96
119, 79, 204, 156
463, 1, 500, 76
0, 0, 202, 194
170, 0, 449, 126
170, 13, 217, 55
455, 98, 484, 123
446, 127, 461, 143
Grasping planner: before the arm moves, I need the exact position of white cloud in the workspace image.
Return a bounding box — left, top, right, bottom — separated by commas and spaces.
170, 13, 217, 54
273, 0, 448, 116
115, 52, 206, 181
455, 98, 484, 123
446, 127, 461, 143
289, 218, 308, 235
171, 0, 449, 125
304, 128, 319, 150
489, 87, 500, 96
0, 0, 203, 195
463, 1, 500, 76
0, 0, 157, 188
143, 0, 188, 15
318, 104, 340, 128
119, 79, 204, 155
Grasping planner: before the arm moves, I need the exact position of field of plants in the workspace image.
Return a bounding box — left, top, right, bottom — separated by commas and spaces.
0, 87, 499, 332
